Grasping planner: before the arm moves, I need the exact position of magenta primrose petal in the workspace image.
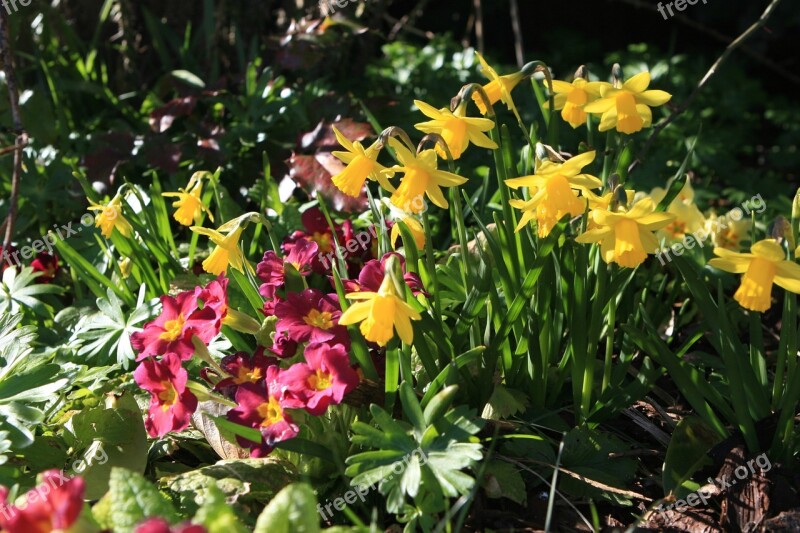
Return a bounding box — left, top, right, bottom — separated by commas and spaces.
134, 353, 198, 437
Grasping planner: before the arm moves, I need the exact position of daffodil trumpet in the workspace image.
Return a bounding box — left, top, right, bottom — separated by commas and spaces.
162, 171, 215, 227
413, 99, 498, 161
330, 127, 395, 197
708, 239, 800, 312
86, 189, 134, 239
191, 213, 265, 276
337, 255, 421, 346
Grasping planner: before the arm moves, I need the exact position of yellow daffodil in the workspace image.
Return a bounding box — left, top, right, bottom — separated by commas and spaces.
472, 52, 525, 121
413, 100, 497, 160
506, 151, 602, 237
384, 138, 467, 213
331, 127, 393, 198
191, 225, 246, 276
585, 188, 636, 211
390, 215, 425, 250
708, 239, 800, 312
705, 212, 751, 251
338, 268, 421, 346
87, 195, 133, 239
163, 173, 214, 226
583, 188, 635, 230
576, 197, 675, 268
644, 182, 706, 243
548, 78, 610, 128
583, 72, 671, 134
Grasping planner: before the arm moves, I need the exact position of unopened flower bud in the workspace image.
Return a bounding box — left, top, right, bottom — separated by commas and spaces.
611, 63, 623, 88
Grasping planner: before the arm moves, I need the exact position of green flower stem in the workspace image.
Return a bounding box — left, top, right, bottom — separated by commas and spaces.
602, 265, 617, 393
422, 210, 442, 321
317, 196, 348, 275
601, 130, 616, 186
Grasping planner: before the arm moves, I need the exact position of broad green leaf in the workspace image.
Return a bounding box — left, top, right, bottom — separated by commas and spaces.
159, 458, 298, 523
480, 460, 526, 505
662, 416, 723, 497
253, 482, 320, 533
108, 467, 179, 533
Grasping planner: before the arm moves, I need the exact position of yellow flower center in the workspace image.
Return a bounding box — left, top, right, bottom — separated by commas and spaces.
440, 117, 468, 159
734, 258, 776, 312
159, 314, 186, 341
307, 369, 333, 391
664, 220, 688, 240
332, 155, 374, 197
615, 91, 644, 134
234, 365, 264, 385
303, 309, 334, 330
101, 205, 118, 220
613, 219, 647, 268
717, 229, 740, 250
311, 231, 333, 254
158, 381, 179, 410
257, 396, 284, 427
562, 88, 589, 127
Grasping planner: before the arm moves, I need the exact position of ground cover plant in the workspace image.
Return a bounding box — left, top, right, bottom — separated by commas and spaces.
0, 0, 799, 531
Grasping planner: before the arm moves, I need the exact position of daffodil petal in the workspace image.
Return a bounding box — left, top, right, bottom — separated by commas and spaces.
623, 72, 651, 93
637, 90, 672, 106
751, 240, 786, 262
338, 301, 372, 324
774, 261, 800, 293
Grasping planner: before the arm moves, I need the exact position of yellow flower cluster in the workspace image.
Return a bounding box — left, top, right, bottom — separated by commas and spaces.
548, 69, 672, 134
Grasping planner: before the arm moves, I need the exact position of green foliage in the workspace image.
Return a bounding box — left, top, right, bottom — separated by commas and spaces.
158, 458, 299, 525
253, 482, 321, 533
662, 416, 723, 497
0, 267, 62, 317
0, 314, 72, 474
106, 467, 180, 533
192, 484, 249, 533
68, 287, 157, 368
63, 393, 149, 500
345, 383, 483, 528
